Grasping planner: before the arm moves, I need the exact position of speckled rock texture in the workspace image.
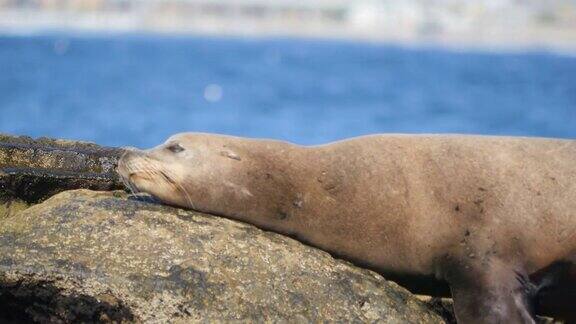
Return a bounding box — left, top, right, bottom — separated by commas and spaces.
0, 190, 448, 323
0, 134, 124, 209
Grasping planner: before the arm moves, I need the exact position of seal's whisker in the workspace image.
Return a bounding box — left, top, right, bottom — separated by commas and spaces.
126, 180, 139, 195
142, 161, 162, 176
119, 169, 140, 195
119, 173, 133, 194
130, 182, 140, 194
157, 169, 195, 209
178, 184, 196, 210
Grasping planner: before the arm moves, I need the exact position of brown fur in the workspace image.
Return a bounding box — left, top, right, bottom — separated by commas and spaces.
117, 133, 576, 323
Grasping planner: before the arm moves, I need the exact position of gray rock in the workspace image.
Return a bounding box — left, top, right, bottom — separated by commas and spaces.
0, 134, 125, 209
0, 190, 448, 323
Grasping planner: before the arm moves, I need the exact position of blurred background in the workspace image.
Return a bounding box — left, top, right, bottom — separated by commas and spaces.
0, 0, 575, 147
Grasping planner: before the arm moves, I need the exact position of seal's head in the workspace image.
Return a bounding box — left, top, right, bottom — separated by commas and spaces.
117, 133, 245, 210
118, 132, 298, 231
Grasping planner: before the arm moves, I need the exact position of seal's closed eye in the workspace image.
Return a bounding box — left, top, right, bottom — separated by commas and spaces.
167, 143, 185, 153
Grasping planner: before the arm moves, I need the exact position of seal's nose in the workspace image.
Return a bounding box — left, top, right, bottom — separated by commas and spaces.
117, 149, 140, 175
119, 146, 144, 162
119, 150, 133, 161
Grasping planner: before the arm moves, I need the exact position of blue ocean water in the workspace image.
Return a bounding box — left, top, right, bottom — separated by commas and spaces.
0, 34, 575, 148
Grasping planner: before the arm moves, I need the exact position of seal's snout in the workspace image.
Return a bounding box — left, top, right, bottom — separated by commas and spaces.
117, 149, 143, 179
118, 148, 147, 166
117, 148, 156, 195
117, 149, 163, 183
119, 149, 137, 161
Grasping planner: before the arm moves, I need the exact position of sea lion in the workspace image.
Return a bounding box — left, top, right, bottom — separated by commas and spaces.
117, 133, 576, 323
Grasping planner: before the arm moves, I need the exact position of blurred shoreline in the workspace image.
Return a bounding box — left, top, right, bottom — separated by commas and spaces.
1, 1, 576, 53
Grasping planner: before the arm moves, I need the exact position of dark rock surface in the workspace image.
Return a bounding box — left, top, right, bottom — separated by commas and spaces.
0, 190, 449, 323
0, 134, 125, 207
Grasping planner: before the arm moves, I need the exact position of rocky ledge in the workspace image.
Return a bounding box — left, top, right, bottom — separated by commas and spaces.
0, 190, 450, 323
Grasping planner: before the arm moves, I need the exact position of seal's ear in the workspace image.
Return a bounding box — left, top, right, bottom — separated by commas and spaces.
220, 150, 241, 161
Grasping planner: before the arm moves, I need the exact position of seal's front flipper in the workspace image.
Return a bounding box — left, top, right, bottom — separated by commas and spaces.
447, 259, 537, 324
533, 260, 576, 323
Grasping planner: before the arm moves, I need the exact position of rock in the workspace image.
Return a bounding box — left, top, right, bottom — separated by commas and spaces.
0, 134, 125, 208
416, 296, 456, 324
0, 190, 449, 323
